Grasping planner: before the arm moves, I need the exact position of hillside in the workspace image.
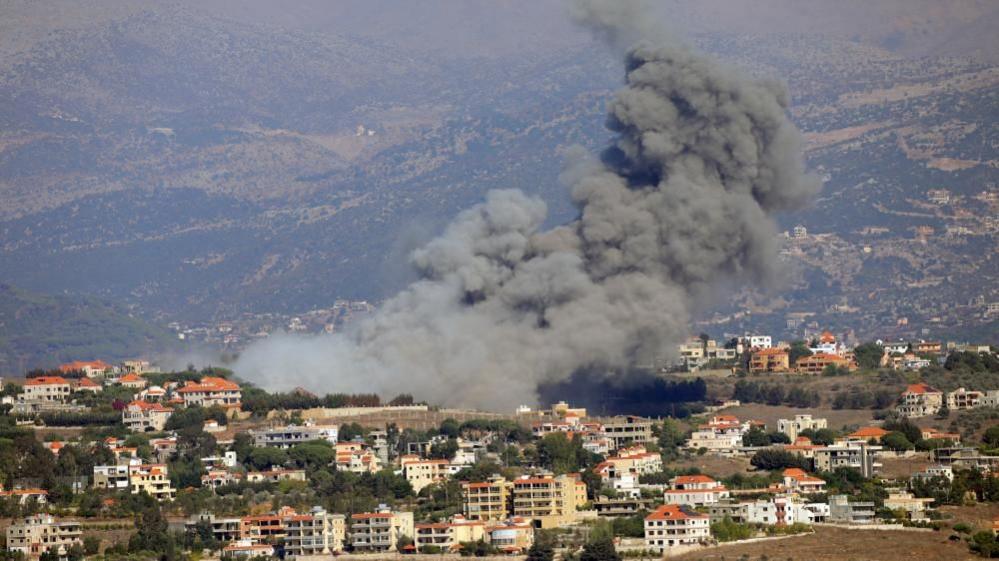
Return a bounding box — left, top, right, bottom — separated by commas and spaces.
0, 283, 180, 374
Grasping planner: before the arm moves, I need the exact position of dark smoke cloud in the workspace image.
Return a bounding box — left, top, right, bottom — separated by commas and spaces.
234, 0, 819, 410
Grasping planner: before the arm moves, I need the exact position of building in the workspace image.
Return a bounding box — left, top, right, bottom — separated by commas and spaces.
463, 477, 513, 522
780, 468, 826, 494
921, 429, 961, 444
897, 383, 944, 417
222, 540, 275, 559
686, 415, 748, 452
777, 415, 827, 441
6, 514, 82, 558
118, 373, 147, 389
749, 348, 790, 373
883, 491, 934, 521
593, 496, 657, 518
250, 423, 338, 449
0, 489, 48, 504
129, 463, 176, 501
747, 335, 773, 349
93, 464, 131, 491
911, 465, 954, 482
663, 475, 729, 506
350, 510, 414, 553
709, 498, 827, 526
335, 442, 381, 473
593, 445, 663, 487
643, 504, 710, 553
483, 518, 533, 554
401, 456, 451, 493
284, 506, 346, 557
414, 517, 485, 552
815, 442, 882, 478
601, 416, 654, 449
511, 474, 585, 528
844, 426, 889, 443
122, 400, 173, 432
75, 378, 102, 393
176, 377, 242, 409
932, 447, 999, 472
185, 513, 243, 544
913, 341, 942, 355
795, 352, 852, 375
22, 377, 72, 403
947, 388, 984, 410
58, 360, 113, 378
828, 495, 875, 524
246, 468, 307, 483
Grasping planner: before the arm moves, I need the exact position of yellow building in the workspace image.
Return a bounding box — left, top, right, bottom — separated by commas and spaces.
463, 476, 513, 522
129, 464, 175, 501
414, 517, 484, 552
512, 474, 584, 528
401, 456, 450, 493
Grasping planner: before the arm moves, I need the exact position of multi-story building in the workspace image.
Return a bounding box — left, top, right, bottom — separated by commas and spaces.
176, 377, 242, 409
511, 474, 585, 528
335, 442, 381, 473
601, 416, 654, 449
350, 510, 414, 553
58, 360, 114, 378
483, 518, 533, 554
593, 445, 662, 486
401, 456, 451, 493
747, 335, 772, 350
685, 415, 748, 452
643, 504, 710, 553
947, 388, 984, 410
883, 491, 934, 521
794, 352, 852, 375
414, 517, 485, 552
463, 477, 513, 522
780, 468, 826, 494
284, 506, 346, 557
663, 475, 729, 506
122, 400, 174, 432
897, 383, 944, 417
185, 513, 243, 544
815, 442, 882, 478
777, 415, 827, 441
222, 540, 274, 559
22, 376, 72, 403
6, 514, 82, 558
828, 495, 875, 524
911, 465, 954, 482
246, 468, 307, 483
708, 498, 827, 525
749, 348, 789, 373
75, 378, 102, 394
118, 373, 147, 389
129, 464, 176, 501
0, 489, 48, 504
250, 423, 338, 449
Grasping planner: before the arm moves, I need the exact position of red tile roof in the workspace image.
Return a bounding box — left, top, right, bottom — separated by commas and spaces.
25, 376, 69, 386
673, 475, 716, 485
177, 376, 240, 393
905, 383, 941, 395
646, 504, 708, 521
849, 427, 889, 438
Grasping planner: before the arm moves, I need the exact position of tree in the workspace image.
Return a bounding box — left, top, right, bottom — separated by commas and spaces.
246, 447, 289, 471
881, 431, 914, 452
128, 505, 176, 560
66, 544, 84, 561
788, 341, 813, 364
750, 449, 810, 471
525, 533, 555, 561
579, 535, 619, 561
984, 426, 999, 448
83, 536, 101, 555
853, 342, 884, 370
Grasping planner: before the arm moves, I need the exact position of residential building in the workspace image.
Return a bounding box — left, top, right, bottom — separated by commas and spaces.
246, 468, 307, 483
795, 352, 852, 374
844, 426, 889, 443
222, 540, 275, 559
6, 514, 82, 558
777, 415, 827, 441
749, 348, 790, 373
663, 475, 729, 506
897, 383, 944, 417
0, 489, 48, 504
686, 415, 748, 452
884, 491, 934, 521
118, 373, 147, 389
815, 442, 882, 478
828, 495, 876, 524
483, 518, 533, 554
75, 378, 102, 394
914, 341, 942, 355
350, 510, 414, 553
335, 442, 381, 473
948, 388, 984, 410
593, 445, 662, 486
932, 447, 999, 472
284, 506, 346, 557
185, 513, 243, 544
643, 504, 710, 553
58, 360, 114, 378
93, 464, 131, 491
593, 496, 657, 518
780, 468, 826, 494
747, 335, 772, 349
601, 416, 654, 449
414, 517, 485, 552
921, 429, 961, 444
129, 463, 176, 501
202, 469, 242, 489
511, 474, 585, 528
122, 400, 173, 432
250, 423, 338, 449
911, 465, 954, 482
22, 377, 72, 403
401, 456, 451, 493
176, 377, 242, 409
463, 476, 513, 522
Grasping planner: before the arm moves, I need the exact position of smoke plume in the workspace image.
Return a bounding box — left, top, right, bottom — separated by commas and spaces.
234, 0, 820, 410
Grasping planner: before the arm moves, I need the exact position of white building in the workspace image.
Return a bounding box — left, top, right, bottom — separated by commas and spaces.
284, 506, 346, 557
644, 505, 710, 553
663, 475, 729, 506
6, 514, 82, 558
122, 400, 173, 432
777, 415, 827, 441
250, 423, 338, 448
22, 376, 72, 403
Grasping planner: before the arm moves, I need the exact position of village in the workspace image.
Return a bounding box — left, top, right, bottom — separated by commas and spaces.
0, 332, 998, 561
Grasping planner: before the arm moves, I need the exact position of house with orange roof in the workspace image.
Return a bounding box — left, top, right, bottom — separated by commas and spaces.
784, 436, 822, 458
335, 442, 381, 473
43, 441, 65, 456
781, 468, 826, 494
176, 376, 241, 409
644, 504, 710, 553
686, 415, 749, 453
118, 373, 147, 390
749, 347, 790, 373
664, 475, 730, 506
58, 360, 114, 378
128, 463, 175, 501
844, 426, 890, 443
0, 488, 48, 504
921, 428, 961, 444
75, 377, 102, 393
897, 383, 944, 417
795, 352, 853, 375
122, 400, 173, 432
22, 376, 71, 403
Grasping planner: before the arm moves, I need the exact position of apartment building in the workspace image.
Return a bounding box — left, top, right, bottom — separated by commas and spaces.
22, 376, 72, 403
335, 442, 381, 473
749, 348, 789, 373
663, 475, 730, 506
686, 415, 748, 452
795, 352, 852, 374
483, 518, 533, 554
414, 517, 485, 552
122, 400, 173, 432
828, 495, 875, 524
93, 464, 131, 491
250, 423, 338, 449
815, 442, 882, 478
594, 445, 663, 485
601, 416, 654, 449
643, 504, 710, 553
176, 377, 242, 409
185, 513, 243, 544
777, 414, 827, 441
897, 383, 944, 417
284, 506, 346, 557
709, 498, 827, 525
747, 335, 772, 349
511, 474, 585, 528
350, 510, 414, 553
6, 514, 82, 558
401, 456, 451, 493
463, 476, 513, 522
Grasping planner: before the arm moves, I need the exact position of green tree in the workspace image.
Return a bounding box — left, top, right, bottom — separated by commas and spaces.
579, 535, 620, 561
983, 425, 999, 448
83, 535, 101, 555
881, 431, 914, 451
853, 342, 884, 370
